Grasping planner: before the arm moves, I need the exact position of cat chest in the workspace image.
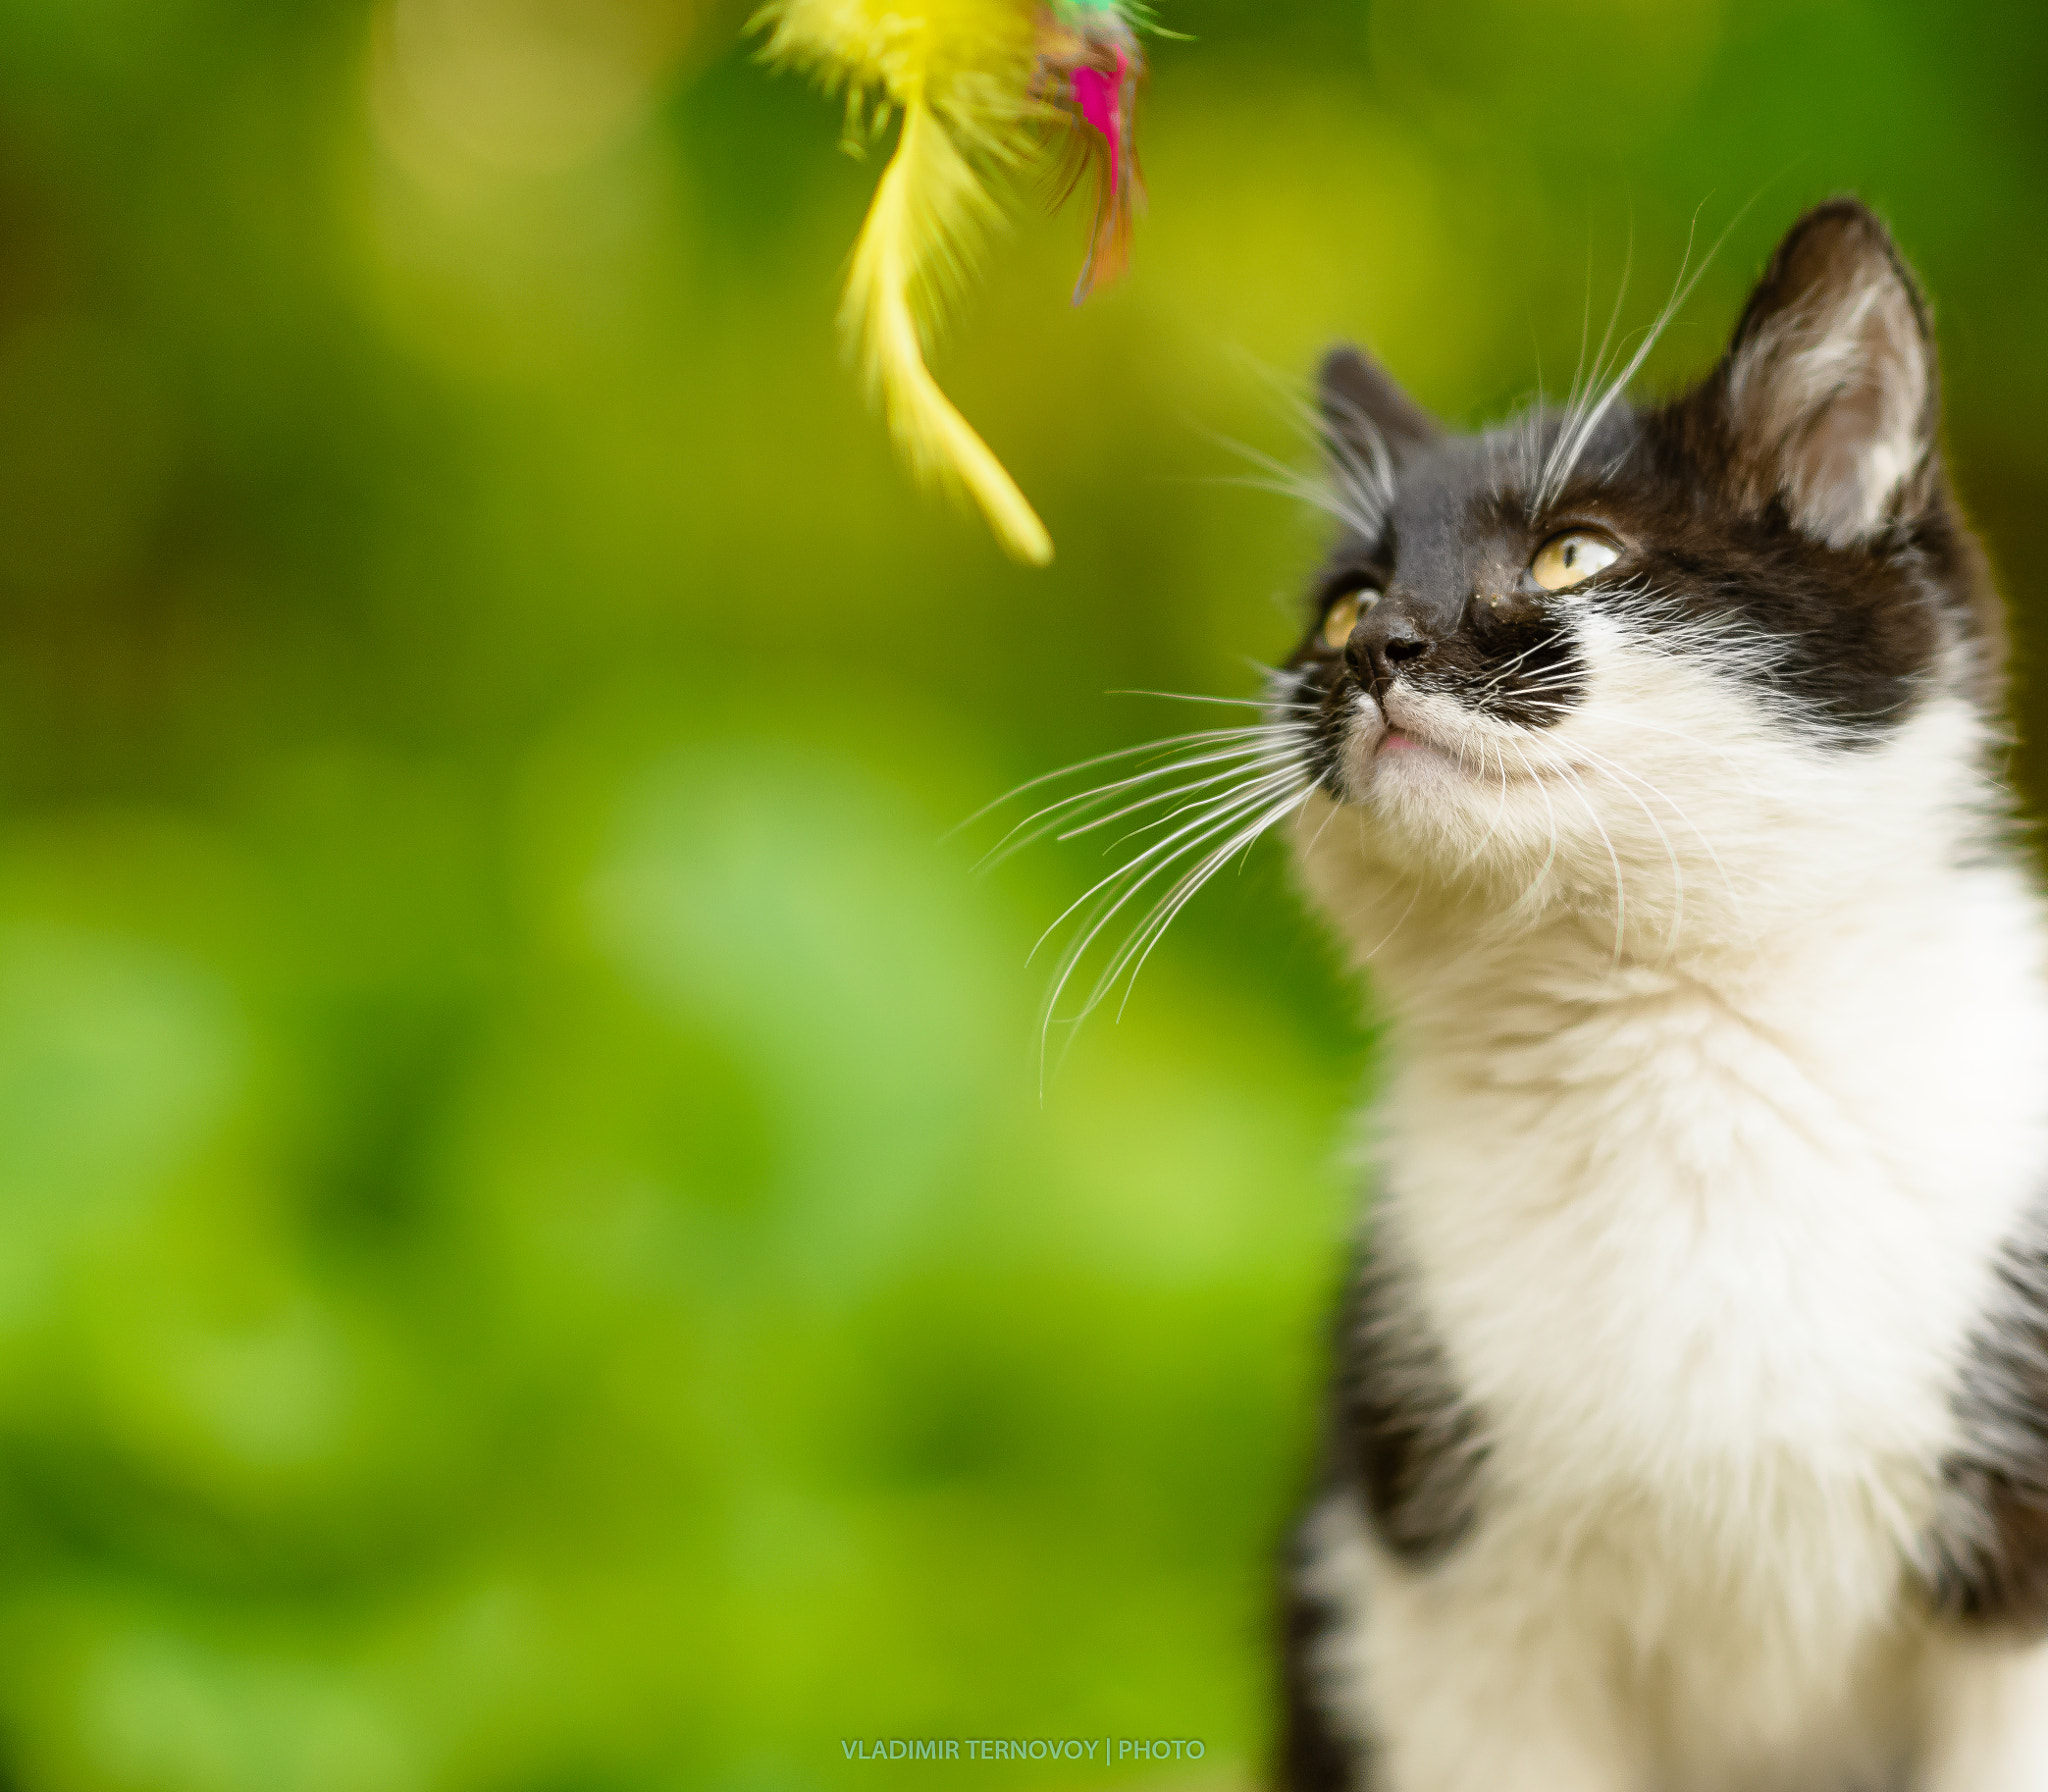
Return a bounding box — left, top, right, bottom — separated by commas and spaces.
1376, 996, 2036, 1486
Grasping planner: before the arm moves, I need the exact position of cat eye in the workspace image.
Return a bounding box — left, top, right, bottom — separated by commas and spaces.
1321, 587, 1378, 651
1530, 530, 1621, 593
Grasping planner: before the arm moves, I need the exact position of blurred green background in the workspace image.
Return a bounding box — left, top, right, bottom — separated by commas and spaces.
0, 0, 2042, 1786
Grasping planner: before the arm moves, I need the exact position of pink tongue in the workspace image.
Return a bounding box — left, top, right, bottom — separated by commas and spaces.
1381, 730, 1420, 752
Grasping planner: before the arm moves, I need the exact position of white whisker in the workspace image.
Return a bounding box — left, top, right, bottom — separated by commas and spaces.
952, 723, 1289, 840
1036, 768, 1312, 1071
1102, 781, 1316, 1022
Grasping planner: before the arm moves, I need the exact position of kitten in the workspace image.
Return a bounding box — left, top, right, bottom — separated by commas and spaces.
1273, 201, 2048, 1791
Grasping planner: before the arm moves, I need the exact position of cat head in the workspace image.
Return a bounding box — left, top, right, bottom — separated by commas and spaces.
1283, 199, 2006, 954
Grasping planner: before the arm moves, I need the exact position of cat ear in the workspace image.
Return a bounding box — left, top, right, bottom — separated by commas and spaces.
1714, 200, 1938, 548
1318, 343, 1443, 471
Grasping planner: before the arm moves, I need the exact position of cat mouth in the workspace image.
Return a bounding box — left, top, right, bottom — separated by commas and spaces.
1329, 698, 1462, 795
1354, 691, 1560, 788
1368, 692, 1453, 763
1318, 679, 1567, 799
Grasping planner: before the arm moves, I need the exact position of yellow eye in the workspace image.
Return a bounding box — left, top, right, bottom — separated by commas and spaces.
1321, 588, 1376, 651
1530, 530, 1621, 593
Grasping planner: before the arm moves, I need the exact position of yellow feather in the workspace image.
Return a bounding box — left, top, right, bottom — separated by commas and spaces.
843, 96, 1053, 564
756, 0, 1035, 113
756, 0, 1055, 565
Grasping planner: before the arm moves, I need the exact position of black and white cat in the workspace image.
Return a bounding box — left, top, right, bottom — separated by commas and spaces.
1273, 202, 2048, 1789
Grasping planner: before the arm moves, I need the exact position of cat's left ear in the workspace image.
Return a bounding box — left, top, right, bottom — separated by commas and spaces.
1318, 344, 1444, 469
1710, 200, 1939, 548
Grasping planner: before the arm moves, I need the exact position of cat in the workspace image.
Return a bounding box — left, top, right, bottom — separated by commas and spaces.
1268, 200, 2048, 1790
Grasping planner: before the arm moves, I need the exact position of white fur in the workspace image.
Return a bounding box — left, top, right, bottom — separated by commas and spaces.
1291, 608, 2048, 1787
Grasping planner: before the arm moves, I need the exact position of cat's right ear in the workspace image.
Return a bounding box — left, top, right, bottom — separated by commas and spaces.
1318, 344, 1443, 471
1706, 200, 1939, 548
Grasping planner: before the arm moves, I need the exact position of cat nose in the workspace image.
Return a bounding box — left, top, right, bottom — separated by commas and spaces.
1344, 593, 1436, 699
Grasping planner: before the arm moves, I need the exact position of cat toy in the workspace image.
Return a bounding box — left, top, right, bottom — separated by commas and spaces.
754, 0, 1153, 565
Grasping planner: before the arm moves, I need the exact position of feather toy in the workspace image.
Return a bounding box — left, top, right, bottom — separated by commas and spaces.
754, 0, 1154, 565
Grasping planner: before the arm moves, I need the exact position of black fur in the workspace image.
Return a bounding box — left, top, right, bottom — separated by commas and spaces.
1923, 1225, 2048, 1632
1276, 1237, 1487, 1790
1328, 1241, 1488, 1564
1277, 1532, 1367, 1792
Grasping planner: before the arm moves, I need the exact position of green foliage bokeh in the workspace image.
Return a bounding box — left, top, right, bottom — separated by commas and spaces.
0, 0, 2043, 1786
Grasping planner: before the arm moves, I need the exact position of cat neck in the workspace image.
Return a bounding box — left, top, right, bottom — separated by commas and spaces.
1299, 827, 2034, 1082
